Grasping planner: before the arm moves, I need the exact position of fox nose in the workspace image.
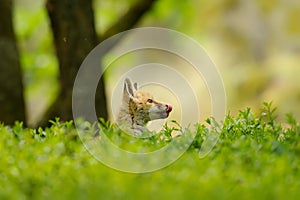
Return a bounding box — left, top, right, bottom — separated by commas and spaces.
166, 104, 172, 113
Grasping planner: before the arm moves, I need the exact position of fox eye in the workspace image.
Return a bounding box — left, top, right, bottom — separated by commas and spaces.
147, 99, 153, 103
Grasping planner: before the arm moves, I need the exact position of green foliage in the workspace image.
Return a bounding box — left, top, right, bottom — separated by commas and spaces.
1, 103, 300, 199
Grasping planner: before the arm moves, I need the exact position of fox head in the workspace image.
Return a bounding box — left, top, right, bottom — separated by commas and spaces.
117, 78, 172, 133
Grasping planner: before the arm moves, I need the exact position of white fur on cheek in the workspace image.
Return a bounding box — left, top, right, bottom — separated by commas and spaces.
149, 106, 168, 120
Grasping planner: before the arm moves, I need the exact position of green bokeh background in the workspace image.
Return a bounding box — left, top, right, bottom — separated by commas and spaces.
14, 0, 300, 126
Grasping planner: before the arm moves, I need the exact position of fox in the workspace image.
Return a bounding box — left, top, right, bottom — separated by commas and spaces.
117, 78, 172, 136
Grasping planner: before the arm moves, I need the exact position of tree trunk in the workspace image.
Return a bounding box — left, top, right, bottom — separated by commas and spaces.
101, 0, 158, 40
41, 0, 158, 127
41, 0, 107, 126
0, 0, 26, 125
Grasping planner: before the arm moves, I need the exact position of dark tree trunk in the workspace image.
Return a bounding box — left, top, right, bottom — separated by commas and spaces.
41, 0, 158, 127
0, 0, 26, 125
41, 0, 107, 126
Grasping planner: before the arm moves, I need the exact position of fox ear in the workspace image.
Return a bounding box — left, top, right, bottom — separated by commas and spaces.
133, 82, 138, 91
123, 78, 135, 99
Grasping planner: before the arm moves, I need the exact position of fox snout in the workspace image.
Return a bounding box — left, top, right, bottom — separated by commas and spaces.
148, 101, 173, 120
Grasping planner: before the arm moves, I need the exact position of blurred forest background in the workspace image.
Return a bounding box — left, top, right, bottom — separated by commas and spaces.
1, 0, 300, 127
